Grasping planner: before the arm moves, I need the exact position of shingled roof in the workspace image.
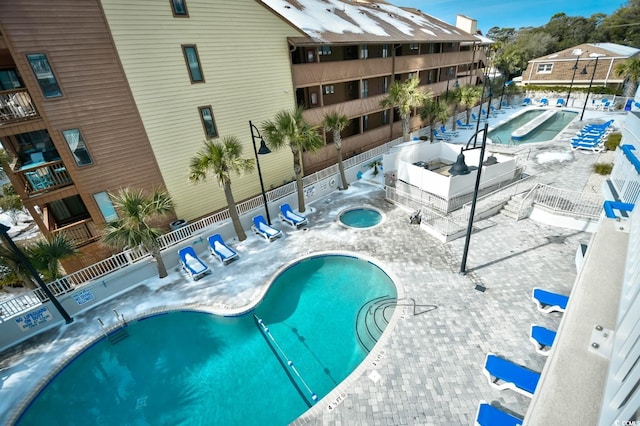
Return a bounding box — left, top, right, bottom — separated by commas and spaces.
259, 0, 479, 45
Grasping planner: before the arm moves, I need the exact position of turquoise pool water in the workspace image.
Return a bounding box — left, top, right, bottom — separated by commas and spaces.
16, 255, 397, 426
489, 110, 578, 145
338, 207, 383, 228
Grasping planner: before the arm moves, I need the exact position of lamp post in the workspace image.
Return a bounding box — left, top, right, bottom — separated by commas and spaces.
565, 55, 581, 106
499, 80, 511, 110
485, 87, 493, 120
580, 55, 602, 121
0, 224, 73, 323
249, 120, 272, 225
460, 122, 489, 275
473, 72, 489, 145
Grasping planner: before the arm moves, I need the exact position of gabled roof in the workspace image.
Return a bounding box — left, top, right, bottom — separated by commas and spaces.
258, 0, 479, 44
529, 43, 640, 63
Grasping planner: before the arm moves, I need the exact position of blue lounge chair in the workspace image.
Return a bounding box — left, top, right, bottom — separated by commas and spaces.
456, 119, 474, 129
572, 142, 604, 153
481, 109, 496, 118
207, 234, 239, 265
252, 215, 282, 242
501, 101, 514, 109
279, 203, 308, 229
555, 98, 565, 107
532, 287, 569, 313
178, 246, 210, 280
440, 125, 459, 136
538, 98, 548, 107
483, 353, 541, 398
521, 98, 532, 106
471, 113, 487, 122
490, 105, 505, 114
476, 401, 523, 426
530, 324, 557, 356
433, 129, 452, 141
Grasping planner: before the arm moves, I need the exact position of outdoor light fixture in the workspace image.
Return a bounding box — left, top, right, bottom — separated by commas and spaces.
0, 224, 73, 323
249, 120, 272, 225
580, 54, 604, 121
460, 123, 489, 275
448, 148, 470, 176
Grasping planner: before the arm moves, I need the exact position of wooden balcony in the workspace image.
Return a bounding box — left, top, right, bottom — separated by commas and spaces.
50, 218, 100, 246
0, 88, 39, 124
14, 159, 73, 196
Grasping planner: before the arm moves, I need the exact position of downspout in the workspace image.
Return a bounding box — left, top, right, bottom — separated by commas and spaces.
469, 42, 477, 85
604, 58, 615, 87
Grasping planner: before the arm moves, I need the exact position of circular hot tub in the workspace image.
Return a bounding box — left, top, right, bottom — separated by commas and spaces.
337, 206, 384, 229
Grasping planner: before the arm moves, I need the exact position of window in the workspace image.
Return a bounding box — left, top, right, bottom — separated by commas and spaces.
363, 115, 369, 131
26, 53, 62, 98
62, 129, 93, 166
382, 110, 389, 125
383, 77, 389, 93
0, 69, 23, 90
170, 0, 188, 16
382, 44, 389, 58
198, 106, 218, 138
318, 45, 332, 56
182, 45, 204, 83
536, 63, 553, 74
361, 80, 369, 98
49, 195, 89, 226
93, 192, 118, 222
360, 45, 368, 59
324, 85, 334, 95
409, 43, 419, 51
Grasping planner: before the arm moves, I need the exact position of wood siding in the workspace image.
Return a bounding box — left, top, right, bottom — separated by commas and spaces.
0, 0, 167, 226
100, 0, 301, 220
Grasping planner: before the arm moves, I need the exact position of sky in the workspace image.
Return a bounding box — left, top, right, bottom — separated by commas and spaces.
392, 0, 626, 34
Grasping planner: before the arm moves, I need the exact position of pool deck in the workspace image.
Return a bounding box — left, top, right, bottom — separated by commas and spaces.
0, 106, 626, 425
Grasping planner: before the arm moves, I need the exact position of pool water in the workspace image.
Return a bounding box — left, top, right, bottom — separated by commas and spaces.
16, 255, 397, 426
489, 110, 578, 145
338, 207, 383, 228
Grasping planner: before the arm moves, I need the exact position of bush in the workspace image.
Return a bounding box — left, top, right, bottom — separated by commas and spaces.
593, 162, 613, 175
605, 133, 622, 151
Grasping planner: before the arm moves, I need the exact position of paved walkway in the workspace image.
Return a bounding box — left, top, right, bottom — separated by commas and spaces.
0, 106, 626, 425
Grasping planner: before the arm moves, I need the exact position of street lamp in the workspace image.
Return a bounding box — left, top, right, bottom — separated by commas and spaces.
473, 72, 489, 144
580, 55, 603, 121
565, 54, 581, 106
0, 224, 73, 323
460, 122, 489, 275
249, 120, 272, 225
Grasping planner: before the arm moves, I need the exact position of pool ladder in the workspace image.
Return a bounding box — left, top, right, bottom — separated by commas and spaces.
97, 309, 129, 345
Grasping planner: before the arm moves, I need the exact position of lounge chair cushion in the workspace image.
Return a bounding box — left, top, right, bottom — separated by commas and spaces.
484, 353, 540, 397
476, 402, 523, 426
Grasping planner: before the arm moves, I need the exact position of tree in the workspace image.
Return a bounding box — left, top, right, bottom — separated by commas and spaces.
261, 107, 324, 213
380, 77, 427, 141
26, 234, 78, 282
188, 137, 254, 241
615, 57, 640, 98
0, 242, 38, 289
458, 85, 482, 125
442, 87, 462, 131
322, 111, 350, 190
102, 188, 174, 279
0, 184, 24, 225
418, 96, 450, 142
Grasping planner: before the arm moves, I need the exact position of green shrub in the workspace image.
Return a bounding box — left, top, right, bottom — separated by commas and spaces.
593, 162, 613, 175
605, 133, 622, 151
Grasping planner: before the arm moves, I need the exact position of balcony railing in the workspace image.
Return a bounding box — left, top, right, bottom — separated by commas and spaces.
14, 159, 73, 195
0, 88, 39, 124
50, 219, 100, 246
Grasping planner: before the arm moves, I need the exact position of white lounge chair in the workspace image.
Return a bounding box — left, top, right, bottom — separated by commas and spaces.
178, 246, 210, 280
252, 215, 282, 242
279, 203, 308, 229
207, 234, 239, 265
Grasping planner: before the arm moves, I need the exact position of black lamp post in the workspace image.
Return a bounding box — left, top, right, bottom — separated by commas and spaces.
580, 56, 601, 121
460, 123, 489, 275
485, 88, 494, 120
499, 80, 511, 110
249, 120, 272, 225
473, 73, 489, 145
0, 224, 73, 323
565, 55, 581, 106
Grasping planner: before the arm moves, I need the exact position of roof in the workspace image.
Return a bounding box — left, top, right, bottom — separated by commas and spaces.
529, 42, 640, 63
258, 0, 479, 44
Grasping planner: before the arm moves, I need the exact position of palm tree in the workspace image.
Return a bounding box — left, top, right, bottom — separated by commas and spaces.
443, 87, 462, 131
459, 85, 483, 125
322, 111, 350, 190
615, 57, 640, 98
419, 96, 450, 142
101, 188, 174, 279
380, 77, 426, 141
0, 242, 38, 289
188, 136, 254, 241
261, 107, 323, 213
26, 234, 78, 282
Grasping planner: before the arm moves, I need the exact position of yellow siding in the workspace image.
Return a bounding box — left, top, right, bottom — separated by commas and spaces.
100, 0, 301, 220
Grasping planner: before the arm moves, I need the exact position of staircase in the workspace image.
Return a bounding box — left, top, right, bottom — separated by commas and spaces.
500, 194, 530, 220
355, 296, 397, 353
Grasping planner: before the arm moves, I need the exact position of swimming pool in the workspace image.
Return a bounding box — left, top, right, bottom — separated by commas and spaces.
338, 207, 384, 228
489, 110, 578, 145
15, 254, 397, 425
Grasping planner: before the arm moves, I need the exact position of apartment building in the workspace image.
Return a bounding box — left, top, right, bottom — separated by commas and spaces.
0, 0, 486, 270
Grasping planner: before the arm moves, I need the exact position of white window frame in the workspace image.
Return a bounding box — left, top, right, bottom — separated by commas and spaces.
536, 63, 553, 74
324, 85, 334, 95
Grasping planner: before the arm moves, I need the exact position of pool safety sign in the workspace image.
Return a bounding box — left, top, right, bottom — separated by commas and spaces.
73, 289, 95, 305
15, 306, 53, 331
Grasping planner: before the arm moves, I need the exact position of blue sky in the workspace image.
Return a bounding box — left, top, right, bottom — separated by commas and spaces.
393, 0, 625, 34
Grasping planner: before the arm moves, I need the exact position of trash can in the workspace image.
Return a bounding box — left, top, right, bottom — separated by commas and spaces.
170, 219, 187, 231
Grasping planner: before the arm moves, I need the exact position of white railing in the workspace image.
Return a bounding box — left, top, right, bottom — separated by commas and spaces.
532, 184, 604, 219
610, 145, 640, 204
